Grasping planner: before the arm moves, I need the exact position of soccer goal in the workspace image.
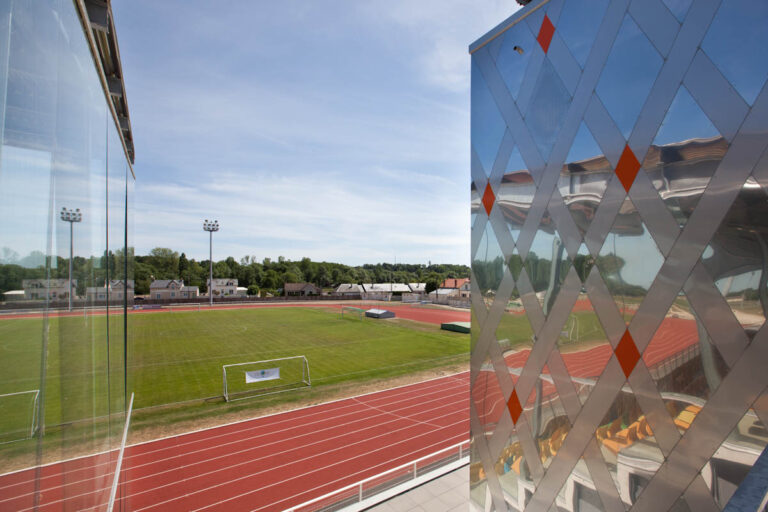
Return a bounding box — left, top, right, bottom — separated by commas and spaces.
340, 306, 364, 321
222, 356, 311, 402
0, 390, 39, 444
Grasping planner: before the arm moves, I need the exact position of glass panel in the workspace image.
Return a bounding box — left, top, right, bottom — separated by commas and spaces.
524, 210, 571, 316
662, 0, 692, 22
556, 0, 610, 68
525, 58, 571, 162
701, 0, 768, 105
559, 122, 611, 237
473, 222, 505, 309
642, 290, 728, 429
497, 147, 535, 243
701, 176, 768, 334
0, 2, 130, 509
496, 21, 537, 100
596, 198, 664, 324
595, 385, 665, 508
525, 363, 571, 472
643, 85, 727, 228
595, 15, 663, 139
472, 60, 507, 176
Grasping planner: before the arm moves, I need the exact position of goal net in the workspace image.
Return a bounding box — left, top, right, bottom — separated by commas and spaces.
0, 390, 39, 444
340, 306, 364, 321
223, 356, 311, 402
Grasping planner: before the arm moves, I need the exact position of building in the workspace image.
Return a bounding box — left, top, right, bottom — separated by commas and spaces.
362, 283, 411, 301
284, 282, 322, 296
408, 283, 427, 294
459, 280, 470, 299
207, 278, 238, 297
335, 284, 364, 296
440, 278, 469, 289
150, 279, 184, 300
22, 279, 77, 300
0, 0, 135, 507
85, 280, 135, 302
470, 1, 768, 511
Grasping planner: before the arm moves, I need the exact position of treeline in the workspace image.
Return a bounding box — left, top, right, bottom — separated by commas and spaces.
136, 248, 469, 296
0, 247, 469, 296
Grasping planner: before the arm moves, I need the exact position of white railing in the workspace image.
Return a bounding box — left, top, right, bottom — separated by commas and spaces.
284, 440, 470, 512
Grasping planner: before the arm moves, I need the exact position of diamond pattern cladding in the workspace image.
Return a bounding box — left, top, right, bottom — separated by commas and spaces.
470, 0, 768, 510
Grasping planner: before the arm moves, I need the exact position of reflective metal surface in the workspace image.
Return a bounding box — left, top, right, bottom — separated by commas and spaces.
470, 1, 768, 509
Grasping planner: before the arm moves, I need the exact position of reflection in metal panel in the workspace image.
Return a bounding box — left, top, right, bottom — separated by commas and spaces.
470, 1, 768, 510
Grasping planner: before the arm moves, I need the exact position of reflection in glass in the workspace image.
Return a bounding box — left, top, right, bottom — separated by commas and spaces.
559, 122, 611, 237
644, 86, 728, 227
525, 58, 571, 161
558, 296, 610, 405
595, 15, 663, 138
496, 20, 537, 100
497, 148, 535, 242
474, 222, 506, 309
556, 0, 610, 68
701, 0, 768, 105
700, 407, 768, 508
643, 291, 727, 428
0, 2, 131, 508
524, 211, 569, 315
596, 198, 664, 323
595, 388, 665, 508
472, 60, 507, 176
702, 177, 768, 334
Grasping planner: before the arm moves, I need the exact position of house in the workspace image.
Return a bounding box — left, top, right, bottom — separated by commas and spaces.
207, 278, 238, 297
459, 280, 471, 299
440, 278, 470, 289
180, 285, 199, 298
22, 279, 77, 300
335, 284, 363, 296
149, 279, 184, 300
86, 280, 135, 302
284, 282, 322, 297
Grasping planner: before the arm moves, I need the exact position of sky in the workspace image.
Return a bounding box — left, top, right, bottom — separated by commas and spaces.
110, 1, 520, 266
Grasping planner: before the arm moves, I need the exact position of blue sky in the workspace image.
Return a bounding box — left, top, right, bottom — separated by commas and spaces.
111, 1, 519, 265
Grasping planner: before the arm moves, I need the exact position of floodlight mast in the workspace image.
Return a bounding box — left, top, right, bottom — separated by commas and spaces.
60, 207, 82, 311
203, 220, 220, 307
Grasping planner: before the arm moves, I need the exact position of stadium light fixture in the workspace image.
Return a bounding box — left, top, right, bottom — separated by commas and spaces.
203, 219, 220, 307
60, 207, 82, 311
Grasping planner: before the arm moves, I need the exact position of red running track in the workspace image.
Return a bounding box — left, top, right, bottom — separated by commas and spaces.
0, 373, 469, 512
0, 302, 470, 326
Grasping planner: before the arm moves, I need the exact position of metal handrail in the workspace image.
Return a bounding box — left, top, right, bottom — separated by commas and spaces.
284, 439, 470, 512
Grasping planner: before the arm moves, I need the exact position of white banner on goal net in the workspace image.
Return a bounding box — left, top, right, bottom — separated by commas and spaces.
245, 368, 280, 383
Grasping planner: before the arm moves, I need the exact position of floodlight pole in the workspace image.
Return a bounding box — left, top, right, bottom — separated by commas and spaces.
203, 220, 220, 307
60, 207, 82, 311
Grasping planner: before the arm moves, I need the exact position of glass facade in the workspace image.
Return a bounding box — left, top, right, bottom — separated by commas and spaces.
0, 1, 134, 510
470, 0, 768, 510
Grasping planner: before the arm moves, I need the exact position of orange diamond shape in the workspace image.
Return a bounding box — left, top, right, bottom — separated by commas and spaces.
482, 182, 495, 216
507, 389, 522, 424
615, 144, 641, 193
537, 15, 555, 53
615, 329, 641, 378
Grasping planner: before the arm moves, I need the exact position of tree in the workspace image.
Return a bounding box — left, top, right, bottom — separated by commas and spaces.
146, 248, 179, 279
247, 284, 259, 296
179, 253, 189, 276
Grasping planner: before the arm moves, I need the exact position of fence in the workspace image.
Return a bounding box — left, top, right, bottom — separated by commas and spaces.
284, 440, 469, 512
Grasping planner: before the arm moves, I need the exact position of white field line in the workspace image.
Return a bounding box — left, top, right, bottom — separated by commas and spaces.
0, 372, 467, 487
2, 385, 466, 506
0, 374, 467, 497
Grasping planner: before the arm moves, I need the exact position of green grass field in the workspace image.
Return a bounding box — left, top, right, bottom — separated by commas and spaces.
0, 307, 469, 437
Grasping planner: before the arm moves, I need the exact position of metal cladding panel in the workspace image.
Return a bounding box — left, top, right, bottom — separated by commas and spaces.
469, 1, 768, 510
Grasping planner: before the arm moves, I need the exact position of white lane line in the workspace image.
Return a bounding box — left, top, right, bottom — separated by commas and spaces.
0, 373, 467, 492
